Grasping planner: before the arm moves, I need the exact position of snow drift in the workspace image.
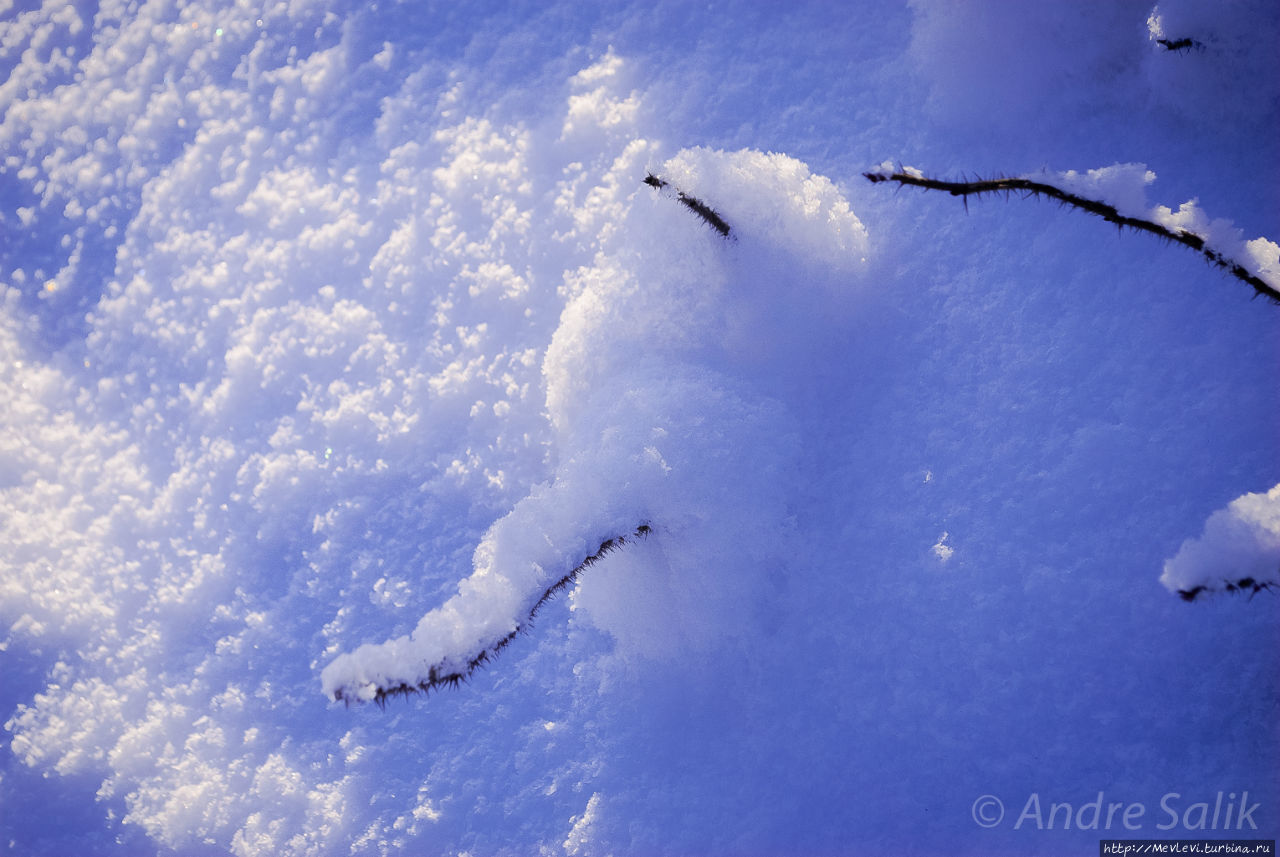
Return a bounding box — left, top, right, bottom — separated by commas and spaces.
321, 148, 872, 702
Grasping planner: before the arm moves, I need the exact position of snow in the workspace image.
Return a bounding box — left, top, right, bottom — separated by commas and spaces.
1049, 163, 1159, 216
1, 1, 1277, 855
1160, 485, 1280, 596
324, 146, 866, 700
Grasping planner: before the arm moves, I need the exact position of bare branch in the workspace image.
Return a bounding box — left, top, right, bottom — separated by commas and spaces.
1156, 36, 1203, 52
1178, 576, 1278, 603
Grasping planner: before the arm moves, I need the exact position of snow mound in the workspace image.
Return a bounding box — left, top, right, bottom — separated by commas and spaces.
321, 148, 871, 701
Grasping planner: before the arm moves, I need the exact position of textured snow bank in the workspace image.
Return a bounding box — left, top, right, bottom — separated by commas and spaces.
321, 147, 871, 701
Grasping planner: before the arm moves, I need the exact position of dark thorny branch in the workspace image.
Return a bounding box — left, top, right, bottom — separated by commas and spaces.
1177, 575, 1278, 603
336, 524, 653, 708
645, 172, 732, 238
1156, 36, 1204, 52
863, 169, 1280, 305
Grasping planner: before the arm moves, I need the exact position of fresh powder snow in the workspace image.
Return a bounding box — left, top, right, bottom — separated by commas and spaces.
1, 1, 1276, 855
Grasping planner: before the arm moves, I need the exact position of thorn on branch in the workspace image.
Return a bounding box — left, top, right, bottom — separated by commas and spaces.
1178, 585, 1206, 602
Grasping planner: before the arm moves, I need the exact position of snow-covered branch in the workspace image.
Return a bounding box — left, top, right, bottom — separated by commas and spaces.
1146, 7, 1204, 53
322, 524, 652, 707
863, 163, 1280, 304
1161, 485, 1280, 603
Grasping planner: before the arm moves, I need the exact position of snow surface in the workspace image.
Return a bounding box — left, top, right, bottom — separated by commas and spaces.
1, 1, 1277, 856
